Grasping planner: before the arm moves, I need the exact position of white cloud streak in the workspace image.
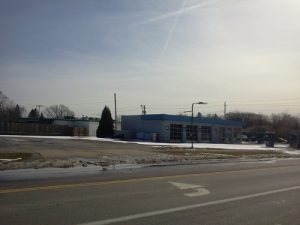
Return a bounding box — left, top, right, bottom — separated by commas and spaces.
131, 0, 212, 27
159, 0, 188, 59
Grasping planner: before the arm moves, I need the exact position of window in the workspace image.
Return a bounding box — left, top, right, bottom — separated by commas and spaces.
219, 127, 226, 143
186, 125, 198, 141
201, 126, 212, 142
170, 124, 183, 142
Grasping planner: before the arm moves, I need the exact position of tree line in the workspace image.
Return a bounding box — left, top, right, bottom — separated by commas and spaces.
0, 91, 114, 138
27, 105, 114, 138
225, 111, 300, 139
0, 91, 26, 122
1, 91, 76, 121
2, 90, 299, 139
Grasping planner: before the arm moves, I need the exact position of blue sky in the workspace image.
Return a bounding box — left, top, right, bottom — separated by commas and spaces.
1, 0, 299, 117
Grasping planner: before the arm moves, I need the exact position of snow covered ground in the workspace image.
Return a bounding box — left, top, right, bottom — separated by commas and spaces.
1, 135, 299, 155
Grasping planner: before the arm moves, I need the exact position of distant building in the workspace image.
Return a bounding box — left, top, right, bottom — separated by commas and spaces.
53, 119, 99, 137
1, 117, 99, 136
121, 114, 243, 143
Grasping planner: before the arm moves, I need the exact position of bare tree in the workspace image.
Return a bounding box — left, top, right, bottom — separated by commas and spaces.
0, 91, 12, 109
44, 104, 75, 119
271, 113, 300, 138
225, 111, 300, 139
0, 91, 26, 121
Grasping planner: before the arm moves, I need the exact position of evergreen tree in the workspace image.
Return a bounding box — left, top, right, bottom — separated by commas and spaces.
8, 104, 24, 121
96, 106, 114, 138
0, 91, 26, 121
40, 112, 45, 120
28, 108, 39, 118
11, 104, 21, 121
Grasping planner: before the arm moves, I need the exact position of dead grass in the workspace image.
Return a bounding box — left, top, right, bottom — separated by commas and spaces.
153, 147, 292, 159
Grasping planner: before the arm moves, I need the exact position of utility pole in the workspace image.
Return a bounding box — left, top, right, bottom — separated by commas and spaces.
114, 93, 117, 131
35, 105, 44, 115
140, 105, 146, 115
224, 101, 227, 119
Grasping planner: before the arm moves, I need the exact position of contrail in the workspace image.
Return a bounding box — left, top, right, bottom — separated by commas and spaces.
159, 0, 188, 59
132, 0, 212, 27
130, 0, 242, 28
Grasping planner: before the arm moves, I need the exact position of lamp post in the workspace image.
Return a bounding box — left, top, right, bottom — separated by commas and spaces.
183, 110, 192, 114
191, 101, 207, 149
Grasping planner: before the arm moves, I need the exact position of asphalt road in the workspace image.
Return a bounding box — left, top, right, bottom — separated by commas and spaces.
1, 159, 300, 225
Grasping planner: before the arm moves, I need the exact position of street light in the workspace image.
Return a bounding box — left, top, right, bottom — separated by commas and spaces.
191, 101, 208, 149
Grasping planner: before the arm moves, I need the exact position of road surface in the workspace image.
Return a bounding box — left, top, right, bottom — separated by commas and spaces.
1, 159, 300, 225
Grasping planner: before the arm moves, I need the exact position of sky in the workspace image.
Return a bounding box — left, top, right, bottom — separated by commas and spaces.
0, 0, 300, 118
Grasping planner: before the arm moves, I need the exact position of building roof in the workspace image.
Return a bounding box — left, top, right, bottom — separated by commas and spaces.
53, 119, 98, 123
127, 114, 243, 127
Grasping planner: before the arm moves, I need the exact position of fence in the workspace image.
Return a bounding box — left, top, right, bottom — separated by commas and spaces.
0, 122, 88, 136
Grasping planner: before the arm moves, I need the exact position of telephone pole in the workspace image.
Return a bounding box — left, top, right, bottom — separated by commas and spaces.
224, 101, 227, 119
114, 93, 117, 131
140, 105, 146, 115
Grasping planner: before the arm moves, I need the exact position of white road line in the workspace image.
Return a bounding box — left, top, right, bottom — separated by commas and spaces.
168, 181, 210, 197
78, 185, 300, 225
184, 187, 210, 197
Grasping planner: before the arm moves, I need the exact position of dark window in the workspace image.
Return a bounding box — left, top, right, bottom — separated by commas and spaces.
219, 127, 226, 143
170, 124, 183, 142
186, 125, 198, 141
201, 126, 211, 142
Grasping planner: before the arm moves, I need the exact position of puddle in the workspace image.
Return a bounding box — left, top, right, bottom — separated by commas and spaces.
0, 163, 144, 181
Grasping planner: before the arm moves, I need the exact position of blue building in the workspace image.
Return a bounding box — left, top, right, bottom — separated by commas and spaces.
121, 114, 243, 143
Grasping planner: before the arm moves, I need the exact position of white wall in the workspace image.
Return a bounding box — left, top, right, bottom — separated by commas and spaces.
88, 121, 98, 137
